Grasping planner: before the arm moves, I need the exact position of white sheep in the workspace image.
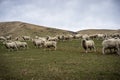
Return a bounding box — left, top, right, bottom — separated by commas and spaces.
15, 37, 19, 41
32, 39, 44, 48
4, 41, 18, 51
81, 39, 96, 53
63, 34, 73, 40
43, 41, 57, 50
57, 35, 64, 41
22, 36, 30, 41
102, 38, 120, 55
74, 34, 82, 39
97, 34, 105, 40
38, 37, 46, 42
6, 35, 12, 40
46, 36, 58, 41
0, 36, 6, 41
82, 34, 89, 40
14, 41, 28, 49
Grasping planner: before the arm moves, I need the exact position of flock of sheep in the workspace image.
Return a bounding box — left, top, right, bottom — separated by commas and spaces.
0, 33, 120, 55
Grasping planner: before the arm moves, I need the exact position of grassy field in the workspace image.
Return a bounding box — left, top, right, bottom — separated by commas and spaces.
0, 39, 120, 80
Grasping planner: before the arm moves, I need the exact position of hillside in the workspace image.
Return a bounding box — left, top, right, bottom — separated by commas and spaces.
77, 29, 120, 34
0, 21, 119, 37
0, 21, 73, 37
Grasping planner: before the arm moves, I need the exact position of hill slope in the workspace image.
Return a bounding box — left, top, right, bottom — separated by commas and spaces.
0, 21, 73, 37
77, 29, 120, 34
0, 21, 119, 37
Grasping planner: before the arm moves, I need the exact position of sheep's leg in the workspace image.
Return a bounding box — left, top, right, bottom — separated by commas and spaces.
89, 47, 92, 51
85, 48, 88, 53
93, 46, 96, 52
38, 45, 40, 48
110, 49, 112, 53
11, 48, 14, 51
24, 46, 26, 50
25, 45, 28, 49
117, 49, 120, 56
54, 46, 57, 50
34, 44, 37, 48
26, 45, 28, 49
16, 47, 18, 51
102, 47, 105, 55
117, 47, 120, 55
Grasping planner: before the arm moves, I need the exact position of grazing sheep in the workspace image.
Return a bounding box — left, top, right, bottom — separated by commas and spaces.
63, 34, 73, 40
6, 35, 12, 40
4, 41, 18, 51
82, 34, 89, 40
57, 35, 64, 41
21, 42, 28, 49
22, 36, 30, 41
102, 38, 120, 55
15, 37, 19, 41
111, 33, 120, 38
32, 39, 44, 48
63, 35, 70, 40
89, 34, 97, 39
46, 36, 58, 41
0, 36, 6, 41
38, 37, 46, 42
81, 39, 96, 53
97, 34, 105, 40
43, 41, 57, 50
14, 41, 28, 49
74, 34, 82, 39
35, 36, 39, 39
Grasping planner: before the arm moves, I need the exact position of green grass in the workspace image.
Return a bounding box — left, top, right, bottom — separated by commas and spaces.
0, 39, 120, 80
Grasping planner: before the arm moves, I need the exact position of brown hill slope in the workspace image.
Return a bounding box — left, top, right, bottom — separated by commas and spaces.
0, 21, 73, 37
0, 21, 119, 37
77, 29, 120, 34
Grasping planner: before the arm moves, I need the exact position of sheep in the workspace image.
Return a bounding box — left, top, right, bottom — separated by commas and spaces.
38, 37, 46, 42
0, 36, 6, 41
97, 34, 105, 40
4, 41, 18, 51
32, 39, 44, 48
35, 36, 39, 39
63, 34, 73, 41
14, 41, 28, 49
89, 34, 97, 39
111, 33, 120, 38
15, 37, 19, 41
57, 35, 64, 41
63, 35, 70, 40
81, 39, 96, 53
21, 42, 28, 49
22, 36, 30, 41
46, 36, 58, 41
6, 35, 12, 40
43, 41, 57, 50
74, 34, 82, 39
102, 38, 120, 55
82, 34, 89, 40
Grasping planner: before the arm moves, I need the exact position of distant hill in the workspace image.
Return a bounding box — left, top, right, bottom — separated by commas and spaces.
0, 21, 74, 37
0, 21, 119, 37
77, 29, 120, 34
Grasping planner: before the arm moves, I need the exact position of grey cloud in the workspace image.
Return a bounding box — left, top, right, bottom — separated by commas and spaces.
0, 0, 119, 31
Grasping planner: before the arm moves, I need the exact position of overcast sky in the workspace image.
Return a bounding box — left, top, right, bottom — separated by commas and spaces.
0, 0, 119, 31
